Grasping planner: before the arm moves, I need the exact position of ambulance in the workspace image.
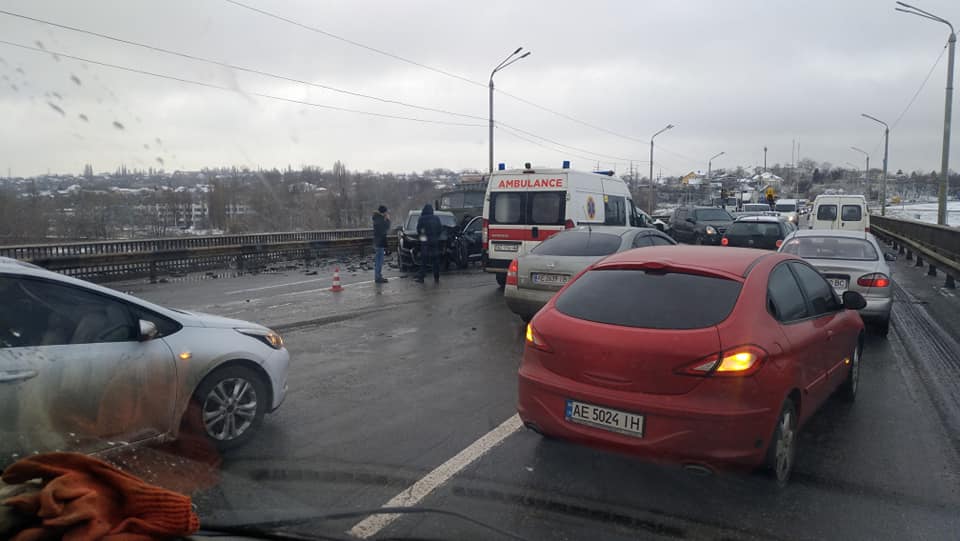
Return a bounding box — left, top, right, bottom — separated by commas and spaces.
482, 162, 638, 286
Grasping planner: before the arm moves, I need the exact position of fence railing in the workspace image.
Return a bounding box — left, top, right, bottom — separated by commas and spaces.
0, 229, 388, 283
870, 215, 959, 288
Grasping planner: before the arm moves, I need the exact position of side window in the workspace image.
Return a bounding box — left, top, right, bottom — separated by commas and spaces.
675, 208, 688, 222
128, 305, 182, 338
767, 264, 809, 322
791, 262, 841, 315
841, 205, 863, 221
632, 235, 653, 248
465, 217, 482, 234
650, 235, 676, 246
604, 195, 626, 226
817, 204, 838, 221
491, 192, 524, 224
0, 276, 137, 347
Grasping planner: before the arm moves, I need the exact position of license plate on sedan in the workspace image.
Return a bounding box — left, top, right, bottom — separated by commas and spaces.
494, 242, 519, 252
532, 273, 569, 285
827, 278, 848, 292
565, 400, 644, 438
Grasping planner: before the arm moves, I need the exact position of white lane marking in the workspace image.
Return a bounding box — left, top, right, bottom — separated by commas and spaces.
348, 413, 523, 539
227, 277, 379, 296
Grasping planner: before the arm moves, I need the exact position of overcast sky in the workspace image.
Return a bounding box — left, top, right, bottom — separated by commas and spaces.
0, 0, 957, 178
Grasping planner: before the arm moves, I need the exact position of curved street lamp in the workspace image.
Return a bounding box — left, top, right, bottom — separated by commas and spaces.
489, 47, 531, 173
648, 124, 674, 213
862, 114, 889, 216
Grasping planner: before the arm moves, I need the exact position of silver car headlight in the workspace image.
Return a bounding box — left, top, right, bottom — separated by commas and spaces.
236, 328, 284, 350
705, 226, 717, 235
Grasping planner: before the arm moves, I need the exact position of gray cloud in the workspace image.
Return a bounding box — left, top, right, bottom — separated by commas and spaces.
0, 0, 956, 177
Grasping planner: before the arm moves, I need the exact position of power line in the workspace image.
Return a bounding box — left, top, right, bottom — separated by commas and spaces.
0, 39, 486, 127
221, 0, 650, 145
497, 125, 628, 166
0, 8, 487, 122
498, 122, 647, 162
223, 0, 486, 89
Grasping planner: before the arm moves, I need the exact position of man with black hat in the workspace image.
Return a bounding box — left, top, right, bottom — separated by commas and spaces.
372, 205, 390, 283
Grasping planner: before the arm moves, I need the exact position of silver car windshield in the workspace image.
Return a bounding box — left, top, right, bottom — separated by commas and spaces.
781, 237, 878, 261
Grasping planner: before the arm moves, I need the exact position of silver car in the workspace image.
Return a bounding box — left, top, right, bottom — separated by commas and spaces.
779, 230, 896, 336
0, 257, 290, 466
504, 226, 676, 321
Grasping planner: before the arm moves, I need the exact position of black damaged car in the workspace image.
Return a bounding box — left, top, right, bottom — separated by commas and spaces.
396, 210, 482, 272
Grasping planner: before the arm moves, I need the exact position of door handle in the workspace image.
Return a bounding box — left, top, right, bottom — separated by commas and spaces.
0, 369, 39, 383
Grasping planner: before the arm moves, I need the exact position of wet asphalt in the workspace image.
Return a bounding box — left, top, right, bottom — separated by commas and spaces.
118, 252, 960, 541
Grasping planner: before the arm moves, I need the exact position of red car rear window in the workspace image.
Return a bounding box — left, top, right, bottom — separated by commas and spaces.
555, 269, 742, 329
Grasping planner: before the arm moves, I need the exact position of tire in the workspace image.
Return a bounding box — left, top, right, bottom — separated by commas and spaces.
457, 242, 469, 269
840, 339, 862, 402
875, 317, 890, 338
765, 398, 798, 487
397, 252, 407, 272
495, 272, 507, 288
192, 365, 268, 451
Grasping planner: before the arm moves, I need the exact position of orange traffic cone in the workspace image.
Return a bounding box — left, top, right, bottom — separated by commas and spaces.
330, 266, 344, 292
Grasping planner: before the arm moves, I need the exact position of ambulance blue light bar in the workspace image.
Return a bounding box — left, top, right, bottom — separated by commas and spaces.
593, 170, 615, 176
498, 163, 506, 170
562, 160, 570, 169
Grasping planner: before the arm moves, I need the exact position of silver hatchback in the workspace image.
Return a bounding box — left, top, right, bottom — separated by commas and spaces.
504, 226, 677, 321
779, 230, 896, 336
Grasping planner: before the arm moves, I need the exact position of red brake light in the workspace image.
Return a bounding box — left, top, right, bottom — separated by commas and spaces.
857, 273, 889, 288
565, 219, 576, 229
482, 218, 489, 250
677, 345, 767, 377
721, 237, 729, 246
525, 322, 552, 352
775, 239, 783, 248
506, 258, 519, 286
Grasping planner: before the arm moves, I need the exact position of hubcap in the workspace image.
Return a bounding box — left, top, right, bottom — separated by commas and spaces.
775, 410, 795, 481
202, 377, 258, 441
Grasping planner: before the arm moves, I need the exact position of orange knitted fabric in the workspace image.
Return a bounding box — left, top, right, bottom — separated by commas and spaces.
2, 452, 199, 541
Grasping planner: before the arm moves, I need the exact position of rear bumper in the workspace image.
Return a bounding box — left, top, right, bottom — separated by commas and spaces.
503, 286, 553, 319
484, 255, 510, 273
860, 295, 892, 320
517, 356, 776, 468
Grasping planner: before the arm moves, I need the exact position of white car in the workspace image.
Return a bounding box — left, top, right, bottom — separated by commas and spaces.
0, 257, 289, 465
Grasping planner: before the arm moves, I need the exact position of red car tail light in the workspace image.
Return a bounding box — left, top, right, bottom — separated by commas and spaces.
482, 218, 489, 250
525, 322, 552, 352
565, 219, 576, 229
721, 237, 729, 246
857, 273, 889, 288
506, 259, 519, 286
677, 345, 767, 377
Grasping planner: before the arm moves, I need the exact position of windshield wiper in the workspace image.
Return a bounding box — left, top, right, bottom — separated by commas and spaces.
200, 506, 530, 541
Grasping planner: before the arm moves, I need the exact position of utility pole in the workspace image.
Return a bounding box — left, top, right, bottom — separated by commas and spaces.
895, 2, 954, 224
763, 146, 768, 172
489, 47, 530, 174
649, 124, 675, 213
852, 146, 870, 200
863, 114, 891, 216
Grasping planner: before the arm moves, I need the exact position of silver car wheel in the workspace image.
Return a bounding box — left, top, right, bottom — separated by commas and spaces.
202, 377, 259, 441
774, 408, 795, 483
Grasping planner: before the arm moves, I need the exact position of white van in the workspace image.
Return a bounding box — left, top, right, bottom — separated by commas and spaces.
482, 164, 637, 285
810, 194, 870, 232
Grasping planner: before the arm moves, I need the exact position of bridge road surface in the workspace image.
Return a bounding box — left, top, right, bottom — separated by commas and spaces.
111, 255, 960, 541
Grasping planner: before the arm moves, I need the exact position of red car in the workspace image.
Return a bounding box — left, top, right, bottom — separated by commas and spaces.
518, 245, 867, 484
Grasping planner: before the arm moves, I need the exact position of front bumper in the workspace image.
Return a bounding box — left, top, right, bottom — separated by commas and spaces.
517, 354, 777, 468
503, 285, 554, 319
700, 232, 724, 245
266, 347, 290, 412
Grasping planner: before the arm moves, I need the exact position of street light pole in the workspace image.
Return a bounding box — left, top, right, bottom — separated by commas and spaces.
488, 47, 530, 174
763, 146, 768, 172
896, 2, 955, 225
862, 114, 890, 216
707, 151, 725, 181
649, 124, 674, 213
851, 146, 870, 200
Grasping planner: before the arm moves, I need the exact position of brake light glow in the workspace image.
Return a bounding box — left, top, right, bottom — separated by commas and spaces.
506, 259, 519, 286
565, 219, 576, 229
482, 218, 489, 250
775, 239, 783, 248
525, 323, 552, 352
857, 273, 890, 288
677, 345, 767, 377
721, 237, 729, 246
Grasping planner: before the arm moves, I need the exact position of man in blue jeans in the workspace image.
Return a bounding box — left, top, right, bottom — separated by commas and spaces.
372, 205, 390, 283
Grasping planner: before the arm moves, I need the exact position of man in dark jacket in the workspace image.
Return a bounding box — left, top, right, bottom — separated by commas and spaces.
415, 204, 442, 283
372, 205, 390, 283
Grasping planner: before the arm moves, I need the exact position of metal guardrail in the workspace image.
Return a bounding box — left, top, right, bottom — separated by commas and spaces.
0, 229, 393, 283
870, 215, 959, 289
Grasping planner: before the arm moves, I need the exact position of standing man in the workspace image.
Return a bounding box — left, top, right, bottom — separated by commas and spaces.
415, 203, 442, 284
372, 205, 390, 284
